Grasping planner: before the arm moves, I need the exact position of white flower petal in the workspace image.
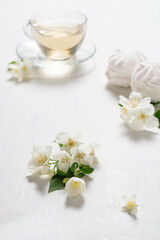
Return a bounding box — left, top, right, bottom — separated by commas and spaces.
52, 150, 67, 161
145, 105, 155, 115
78, 144, 92, 155
129, 91, 142, 101
41, 165, 50, 175
119, 95, 130, 107
31, 145, 52, 158
137, 104, 155, 116
127, 117, 144, 131
57, 161, 70, 173
65, 177, 86, 197
130, 206, 138, 217
53, 150, 71, 173
122, 195, 138, 217
120, 107, 131, 121
69, 156, 80, 167
119, 91, 152, 111
89, 141, 99, 150
119, 91, 159, 133
8, 59, 32, 81
144, 116, 159, 133
55, 131, 82, 154
44, 146, 53, 158
55, 132, 69, 144
140, 97, 151, 105
127, 104, 154, 118
28, 145, 52, 174
89, 142, 99, 164
70, 147, 78, 157
70, 131, 81, 141
80, 155, 93, 166
28, 158, 40, 168
28, 159, 41, 173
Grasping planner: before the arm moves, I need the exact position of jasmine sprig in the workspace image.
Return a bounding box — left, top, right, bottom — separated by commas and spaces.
7, 58, 32, 81
119, 92, 160, 133
28, 131, 99, 198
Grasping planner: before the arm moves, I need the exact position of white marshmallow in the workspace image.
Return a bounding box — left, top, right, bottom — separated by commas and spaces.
106, 50, 147, 87
131, 61, 160, 102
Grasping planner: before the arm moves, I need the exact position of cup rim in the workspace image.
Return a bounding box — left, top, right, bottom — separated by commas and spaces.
30, 10, 88, 27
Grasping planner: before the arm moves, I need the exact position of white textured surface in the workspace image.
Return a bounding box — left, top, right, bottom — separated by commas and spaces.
1, 0, 160, 239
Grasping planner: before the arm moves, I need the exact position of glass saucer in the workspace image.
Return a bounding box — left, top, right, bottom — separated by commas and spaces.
16, 39, 96, 79
16, 39, 96, 65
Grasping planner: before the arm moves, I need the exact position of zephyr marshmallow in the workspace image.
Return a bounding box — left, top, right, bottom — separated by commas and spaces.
106, 50, 147, 87
131, 62, 160, 102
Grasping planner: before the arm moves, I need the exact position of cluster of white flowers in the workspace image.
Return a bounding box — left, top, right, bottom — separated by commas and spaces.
28, 131, 99, 197
119, 92, 159, 133
7, 58, 32, 82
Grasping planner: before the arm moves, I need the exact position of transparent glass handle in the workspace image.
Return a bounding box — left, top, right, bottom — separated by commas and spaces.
23, 20, 33, 39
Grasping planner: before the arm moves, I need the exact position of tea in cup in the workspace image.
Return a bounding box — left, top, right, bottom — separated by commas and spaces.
24, 11, 87, 61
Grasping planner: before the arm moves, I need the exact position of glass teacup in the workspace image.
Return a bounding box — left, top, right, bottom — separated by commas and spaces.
24, 11, 87, 61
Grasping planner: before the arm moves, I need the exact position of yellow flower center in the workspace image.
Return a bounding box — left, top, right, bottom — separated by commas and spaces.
14, 68, 19, 74
21, 65, 28, 72
36, 154, 46, 164
90, 150, 94, 156
123, 107, 128, 115
68, 138, 75, 146
72, 181, 79, 189
61, 157, 70, 164
77, 153, 85, 160
126, 200, 137, 211
131, 98, 139, 107
138, 113, 147, 122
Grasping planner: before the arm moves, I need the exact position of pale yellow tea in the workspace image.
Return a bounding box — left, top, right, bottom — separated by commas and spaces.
31, 22, 86, 60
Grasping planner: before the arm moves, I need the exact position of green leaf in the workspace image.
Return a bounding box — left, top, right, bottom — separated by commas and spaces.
58, 143, 63, 148
57, 168, 70, 177
48, 175, 65, 193
63, 178, 70, 184
70, 162, 79, 174
80, 165, 94, 174
151, 102, 160, 106
154, 110, 160, 127
57, 167, 73, 178
70, 162, 85, 177
9, 61, 16, 64
53, 140, 63, 148
118, 103, 123, 107
75, 172, 85, 178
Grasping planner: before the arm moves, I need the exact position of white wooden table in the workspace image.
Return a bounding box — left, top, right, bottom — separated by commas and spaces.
1, 0, 160, 239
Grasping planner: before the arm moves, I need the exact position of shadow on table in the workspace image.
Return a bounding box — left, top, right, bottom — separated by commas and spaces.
26, 173, 49, 194
65, 195, 84, 208
7, 61, 96, 85
106, 82, 131, 100
119, 122, 157, 142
